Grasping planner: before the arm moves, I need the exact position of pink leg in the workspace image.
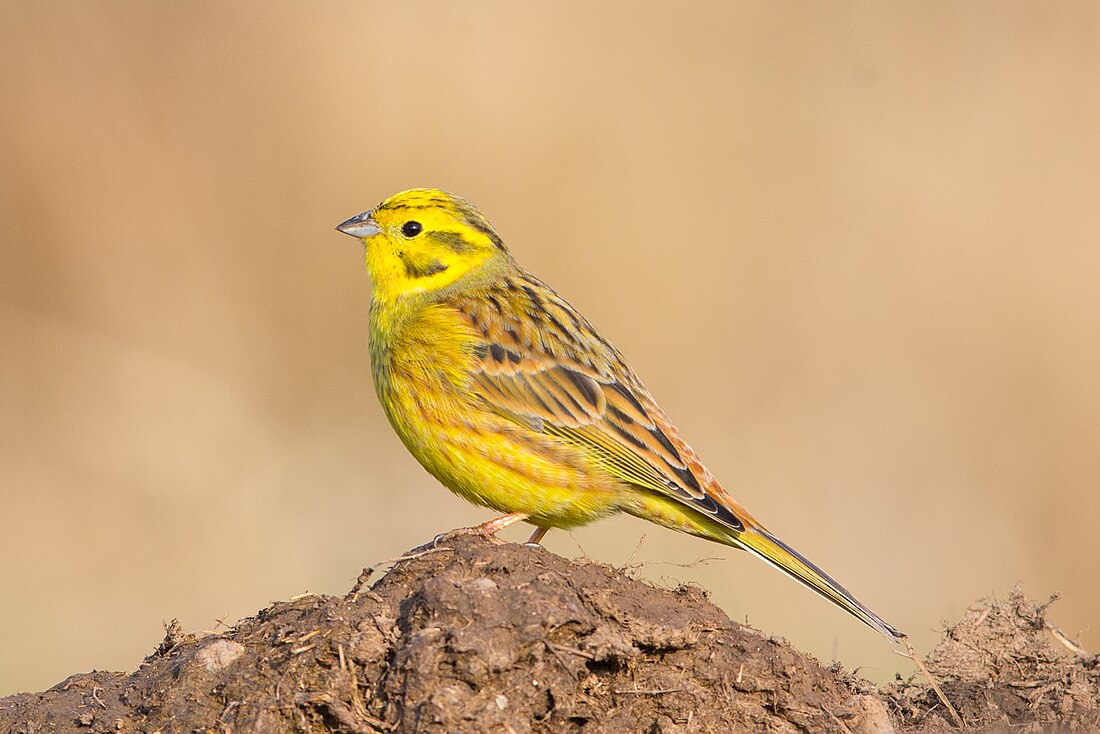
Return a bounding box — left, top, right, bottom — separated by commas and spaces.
472, 512, 530, 536
410, 512, 536, 554
525, 526, 549, 545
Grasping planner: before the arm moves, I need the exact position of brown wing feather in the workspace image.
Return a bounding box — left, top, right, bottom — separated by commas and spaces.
453, 271, 751, 534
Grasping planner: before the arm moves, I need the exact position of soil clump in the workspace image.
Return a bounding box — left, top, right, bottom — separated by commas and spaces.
2, 535, 1096, 733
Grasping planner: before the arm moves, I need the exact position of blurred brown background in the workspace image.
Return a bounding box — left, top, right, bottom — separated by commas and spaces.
2, 1, 1098, 695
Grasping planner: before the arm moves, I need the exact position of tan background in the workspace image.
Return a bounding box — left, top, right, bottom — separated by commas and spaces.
2, 1, 1098, 695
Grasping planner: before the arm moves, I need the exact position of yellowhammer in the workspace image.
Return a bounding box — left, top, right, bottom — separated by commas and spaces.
337, 189, 902, 641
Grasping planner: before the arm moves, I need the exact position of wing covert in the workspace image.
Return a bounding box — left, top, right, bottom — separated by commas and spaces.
456, 283, 745, 533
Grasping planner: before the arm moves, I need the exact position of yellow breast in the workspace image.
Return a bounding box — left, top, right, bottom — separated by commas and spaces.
369, 300, 622, 526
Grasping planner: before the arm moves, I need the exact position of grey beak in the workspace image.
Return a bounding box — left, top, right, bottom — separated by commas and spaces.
336, 210, 381, 238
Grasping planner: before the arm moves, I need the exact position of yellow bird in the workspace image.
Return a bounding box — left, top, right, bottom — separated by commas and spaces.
337, 189, 903, 641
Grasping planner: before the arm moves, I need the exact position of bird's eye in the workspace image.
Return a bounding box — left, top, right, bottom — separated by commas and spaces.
401, 221, 423, 238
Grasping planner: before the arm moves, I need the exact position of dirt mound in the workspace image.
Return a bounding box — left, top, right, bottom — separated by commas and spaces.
888, 588, 1099, 731
2, 536, 1096, 733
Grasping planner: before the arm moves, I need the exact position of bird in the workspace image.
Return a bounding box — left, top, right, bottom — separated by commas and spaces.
336, 188, 903, 641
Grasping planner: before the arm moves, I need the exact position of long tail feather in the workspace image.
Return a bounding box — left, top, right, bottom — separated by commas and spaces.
733, 526, 904, 641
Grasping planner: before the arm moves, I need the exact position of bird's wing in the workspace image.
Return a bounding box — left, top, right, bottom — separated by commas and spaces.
453, 278, 906, 642
455, 278, 747, 534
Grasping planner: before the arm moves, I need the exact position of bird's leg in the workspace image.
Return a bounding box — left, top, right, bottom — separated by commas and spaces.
525, 526, 549, 546
425, 513, 532, 548
471, 512, 530, 536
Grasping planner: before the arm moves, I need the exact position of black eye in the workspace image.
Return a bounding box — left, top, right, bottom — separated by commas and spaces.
401, 221, 423, 238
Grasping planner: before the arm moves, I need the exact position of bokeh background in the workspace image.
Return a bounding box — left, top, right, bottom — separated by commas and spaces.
2, 1, 1098, 696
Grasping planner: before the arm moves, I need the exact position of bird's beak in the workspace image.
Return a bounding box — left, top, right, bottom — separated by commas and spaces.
336, 210, 381, 239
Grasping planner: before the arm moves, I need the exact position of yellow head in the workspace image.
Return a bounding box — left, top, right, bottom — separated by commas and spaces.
337, 189, 510, 303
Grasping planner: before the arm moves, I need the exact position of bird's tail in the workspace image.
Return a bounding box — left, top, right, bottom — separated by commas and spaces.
732, 525, 904, 642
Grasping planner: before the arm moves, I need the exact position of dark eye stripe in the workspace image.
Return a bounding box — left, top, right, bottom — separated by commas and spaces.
432, 231, 476, 254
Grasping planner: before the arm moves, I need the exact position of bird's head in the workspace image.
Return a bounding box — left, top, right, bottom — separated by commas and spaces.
337, 189, 510, 303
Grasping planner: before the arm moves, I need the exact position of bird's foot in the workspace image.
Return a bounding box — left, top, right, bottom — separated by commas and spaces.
427, 512, 531, 547
524, 526, 549, 547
